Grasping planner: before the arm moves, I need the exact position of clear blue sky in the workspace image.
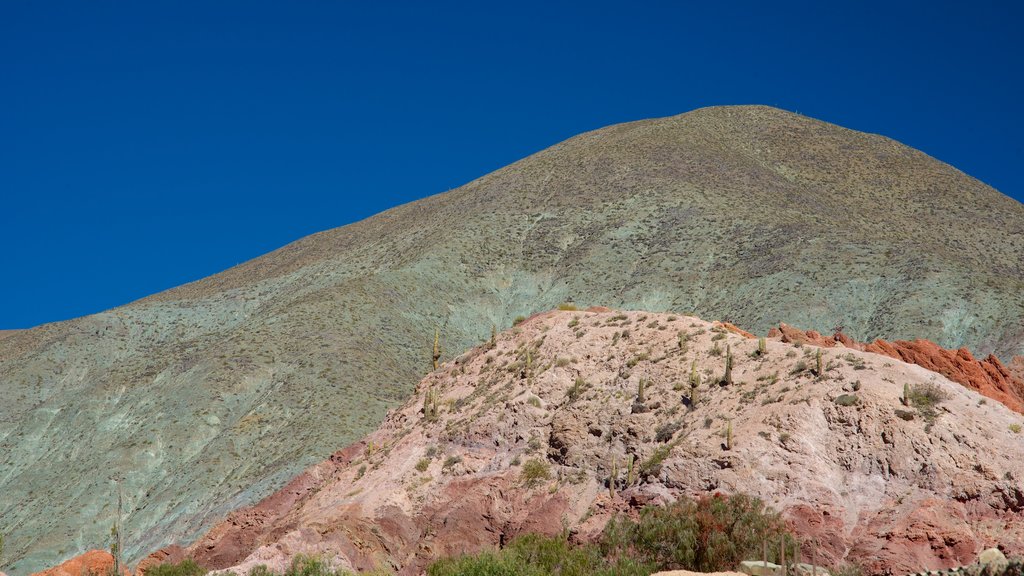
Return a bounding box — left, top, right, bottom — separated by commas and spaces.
2, 1, 1022, 329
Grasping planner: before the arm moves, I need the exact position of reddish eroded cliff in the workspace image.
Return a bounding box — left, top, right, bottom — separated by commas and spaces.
29, 550, 124, 576
767, 324, 1024, 414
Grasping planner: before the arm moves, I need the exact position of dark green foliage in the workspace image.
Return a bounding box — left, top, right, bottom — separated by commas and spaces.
427, 533, 652, 576
426, 494, 797, 576
145, 560, 208, 576
655, 421, 682, 443
246, 554, 393, 576
599, 493, 796, 573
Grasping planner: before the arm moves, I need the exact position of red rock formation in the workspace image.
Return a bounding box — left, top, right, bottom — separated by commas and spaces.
766, 324, 1024, 414
30, 550, 124, 576
717, 322, 756, 339
135, 546, 186, 576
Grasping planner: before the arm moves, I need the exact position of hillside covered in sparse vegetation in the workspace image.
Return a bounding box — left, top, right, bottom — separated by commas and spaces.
2, 106, 1023, 575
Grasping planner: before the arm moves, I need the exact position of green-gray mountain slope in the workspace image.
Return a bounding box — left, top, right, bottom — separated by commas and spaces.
1, 105, 1022, 575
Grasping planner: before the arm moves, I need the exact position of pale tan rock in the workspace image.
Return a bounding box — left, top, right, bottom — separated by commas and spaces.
978, 547, 1007, 569
738, 560, 781, 576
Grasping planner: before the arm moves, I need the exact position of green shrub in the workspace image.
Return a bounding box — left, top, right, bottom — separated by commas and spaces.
655, 421, 682, 443
143, 560, 208, 576
427, 493, 793, 576
638, 445, 671, 478
520, 458, 551, 488
600, 493, 795, 572
906, 382, 950, 425
415, 458, 431, 472
427, 533, 651, 576
558, 303, 579, 311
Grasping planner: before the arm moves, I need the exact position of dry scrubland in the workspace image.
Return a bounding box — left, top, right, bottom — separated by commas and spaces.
2, 106, 1023, 574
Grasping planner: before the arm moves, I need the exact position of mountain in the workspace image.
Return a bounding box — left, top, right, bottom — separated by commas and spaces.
2, 106, 1023, 575
141, 309, 1024, 575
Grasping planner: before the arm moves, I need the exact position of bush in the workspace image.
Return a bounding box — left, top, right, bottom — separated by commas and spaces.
599, 493, 796, 573
145, 560, 208, 576
426, 493, 794, 576
520, 458, 551, 488
907, 382, 950, 425
655, 421, 682, 443
427, 533, 651, 576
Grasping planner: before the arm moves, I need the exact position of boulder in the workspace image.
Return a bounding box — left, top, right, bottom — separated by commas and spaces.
739, 560, 782, 576
977, 547, 1008, 571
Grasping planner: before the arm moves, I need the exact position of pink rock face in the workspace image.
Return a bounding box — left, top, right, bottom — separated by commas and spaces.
148, 311, 1024, 576
30, 550, 121, 576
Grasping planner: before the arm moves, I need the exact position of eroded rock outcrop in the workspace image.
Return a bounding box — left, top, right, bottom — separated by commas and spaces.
141, 310, 1024, 576
767, 325, 1024, 414
29, 551, 121, 576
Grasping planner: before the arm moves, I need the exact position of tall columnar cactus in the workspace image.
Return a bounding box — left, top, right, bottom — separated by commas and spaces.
815, 349, 824, 377
722, 345, 733, 385
637, 379, 646, 403
424, 387, 439, 422
903, 382, 911, 407
725, 420, 733, 451
432, 328, 442, 371
609, 456, 618, 499
626, 454, 636, 486
690, 360, 700, 388
758, 337, 767, 357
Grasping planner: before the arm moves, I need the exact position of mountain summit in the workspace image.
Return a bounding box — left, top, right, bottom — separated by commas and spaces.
2, 106, 1022, 574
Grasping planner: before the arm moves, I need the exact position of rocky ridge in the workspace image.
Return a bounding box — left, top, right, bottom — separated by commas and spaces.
148, 310, 1024, 576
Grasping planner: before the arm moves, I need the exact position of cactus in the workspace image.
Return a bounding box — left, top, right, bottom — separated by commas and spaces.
626, 454, 636, 486
689, 360, 700, 388
637, 378, 646, 403
758, 336, 767, 357
678, 330, 689, 352
423, 387, 439, 422
903, 382, 911, 406
814, 349, 824, 377
490, 324, 497, 349
725, 421, 733, 451
690, 385, 699, 408
432, 328, 442, 370
609, 456, 618, 498
721, 345, 733, 385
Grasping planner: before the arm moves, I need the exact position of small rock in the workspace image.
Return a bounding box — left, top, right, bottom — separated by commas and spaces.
834, 394, 859, 407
